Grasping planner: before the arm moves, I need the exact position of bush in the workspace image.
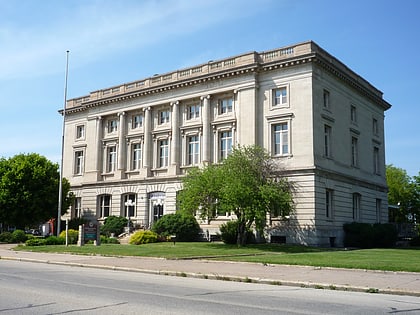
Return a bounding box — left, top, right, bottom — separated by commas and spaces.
12, 229, 27, 243
25, 238, 46, 246
44, 236, 65, 245
0, 232, 14, 243
219, 220, 255, 245
100, 216, 128, 237
129, 230, 158, 245
410, 236, 420, 247
100, 235, 120, 244
344, 222, 397, 248
59, 229, 79, 244
151, 213, 200, 241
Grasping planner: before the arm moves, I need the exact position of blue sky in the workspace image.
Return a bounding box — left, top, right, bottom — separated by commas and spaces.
0, 0, 419, 176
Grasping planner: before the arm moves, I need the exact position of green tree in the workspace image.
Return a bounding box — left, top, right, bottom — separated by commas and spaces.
386, 165, 418, 222
179, 145, 294, 246
0, 154, 72, 229
100, 216, 128, 237
151, 213, 200, 241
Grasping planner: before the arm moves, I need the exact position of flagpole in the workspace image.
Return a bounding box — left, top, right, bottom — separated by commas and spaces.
57, 50, 69, 236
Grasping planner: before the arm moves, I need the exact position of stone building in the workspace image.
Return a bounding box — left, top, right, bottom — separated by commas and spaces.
62, 41, 391, 246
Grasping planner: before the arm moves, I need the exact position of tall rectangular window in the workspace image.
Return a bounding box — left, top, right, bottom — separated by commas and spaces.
373, 147, 380, 174
98, 195, 111, 218
107, 146, 117, 172
123, 194, 136, 217
376, 199, 382, 223
323, 89, 330, 109
76, 125, 85, 139
324, 125, 332, 157
273, 87, 287, 106
350, 105, 357, 123
273, 123, 289, 155
352, 193, 361, 220
219, 98, 233, 114
132, 114, 143, 129
74, 150, 84, 175
159, 139, 169, 168
372, 118, 378, 136
326, 189, 333, 218
351, 137, 358, 167
132, 143, 142, 170
188, 104, 200, 120
188, 135, 200, 165
220, 131, 232, 160
159, 110, 170, 124
74, 197, 82, 218
108, 119, 118, 133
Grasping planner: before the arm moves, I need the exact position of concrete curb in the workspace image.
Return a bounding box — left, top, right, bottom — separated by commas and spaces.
2, 255, 419, 297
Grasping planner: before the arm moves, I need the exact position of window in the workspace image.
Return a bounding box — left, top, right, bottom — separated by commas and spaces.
324, 125, 332, 157
153, 204, 164, 223
74, 197, 82, 218
76, 125, 85, 139
351, 137, 358, 167
373, 146, 380, 174
372, 118, 378, 136
326, 189, 333, 218
98, 195, 111, 218
107, 146, 117, 172
132, 143, 142, 170
350, 105, 357, 123
188, 104, 200, 120
123, 194, 136, 217
273, 87, 287, 106
352, 193, 361, 220
323, 89, 330, 109
188, 135, 200, 165
220, 131, 232, 160
74, 150, 84, 175
107, 119, 118, 133
273, 123, 289, 155
159, 139, 169, 168
219, 97, 233, 114
132, 114, 143, 129
159, 110, 170, 124
376, 199, 382, 223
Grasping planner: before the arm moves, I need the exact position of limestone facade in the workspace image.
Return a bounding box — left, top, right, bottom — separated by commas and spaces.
62, 41, 391, 246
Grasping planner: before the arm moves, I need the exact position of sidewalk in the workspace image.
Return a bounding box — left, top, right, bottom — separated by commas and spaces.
1, 244, 419, 297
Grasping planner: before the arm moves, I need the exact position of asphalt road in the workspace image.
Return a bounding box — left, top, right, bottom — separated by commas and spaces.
1, 260, 420, 315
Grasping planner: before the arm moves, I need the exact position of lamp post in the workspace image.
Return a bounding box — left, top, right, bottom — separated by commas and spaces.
124, 199, 134, 235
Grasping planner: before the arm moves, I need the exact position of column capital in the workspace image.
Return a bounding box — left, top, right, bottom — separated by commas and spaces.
170, 100, 180, 106
200, 95, 211, 101
117, 111, 126, 117
143, 106, 151, 112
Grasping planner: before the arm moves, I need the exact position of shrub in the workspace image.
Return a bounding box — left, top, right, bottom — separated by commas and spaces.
12, 229, 27, 243
410, 236, 420, 247
219, 220, 255, 245
344, 222, 397, 248
100, 216, 128, 237
44, 236, 65, 245
25, 238, 46, 246
100, 235, 120, 244
129, 230, 158, 245
0, 232, 14, 243
59, 229, 79, 244
151, 213, 200, 241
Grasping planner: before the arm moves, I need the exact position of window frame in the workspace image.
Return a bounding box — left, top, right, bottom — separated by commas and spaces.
351, 136, 359, 167
325, 189, 333, 219
106, 145, 117, 173
76, 125, 85, 140
187, 135, 200, 165
122, 194, 136, 217
272, 122, 289, 156
324, 125, 332, 158
74, 150, 84, 175
131, 114, 143, 129
159, 139, 169, 168
272, 87, 288, 107
219, 130, 233, 161
352, 193, 361, 221
187, 104, 200, 120
107, 119, 118, 133
159, 110, 170, 125
373, 146, 380, 175
98, 194, 111, 218
218, 97, 233, 115
131, 143, 142, 170
323, 89, 330, 109
350, 105, 357, 124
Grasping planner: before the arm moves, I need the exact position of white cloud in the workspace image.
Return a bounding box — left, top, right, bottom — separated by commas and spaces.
0, 0, 268, 81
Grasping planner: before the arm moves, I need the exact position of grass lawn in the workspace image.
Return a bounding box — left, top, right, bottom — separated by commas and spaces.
14, 242, 420, 272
